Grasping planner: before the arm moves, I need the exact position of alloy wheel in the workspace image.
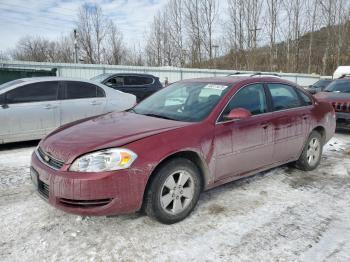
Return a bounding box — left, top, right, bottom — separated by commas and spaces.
160, 170, 194, 215
307, 137, 321, 166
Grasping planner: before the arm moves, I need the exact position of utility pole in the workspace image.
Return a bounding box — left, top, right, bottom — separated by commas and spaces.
213, 45, 219, 68
74, 29, 78, 64
249, 27, 261, 49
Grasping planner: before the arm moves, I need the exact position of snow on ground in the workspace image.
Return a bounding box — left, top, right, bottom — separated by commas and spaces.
0, 133, 349, 262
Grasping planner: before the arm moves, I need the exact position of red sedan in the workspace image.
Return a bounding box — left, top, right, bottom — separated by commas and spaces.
31, 77, 336, 224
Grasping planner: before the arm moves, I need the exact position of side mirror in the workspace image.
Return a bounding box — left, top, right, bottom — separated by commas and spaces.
105, 82, 113, 87
224, 108, 252, 121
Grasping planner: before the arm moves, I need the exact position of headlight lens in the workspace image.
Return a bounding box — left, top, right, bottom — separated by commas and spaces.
69, 148, 137, 172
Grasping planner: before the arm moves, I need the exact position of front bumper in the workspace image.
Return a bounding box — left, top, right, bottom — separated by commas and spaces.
30, 152, 148, 216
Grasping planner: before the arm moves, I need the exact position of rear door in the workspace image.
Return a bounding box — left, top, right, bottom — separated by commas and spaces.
0, 81, 60, 143
60, 81, 107, 125
266, 83, 307, 163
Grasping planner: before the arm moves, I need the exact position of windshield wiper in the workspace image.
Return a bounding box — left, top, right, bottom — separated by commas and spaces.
144, 113, 176, 120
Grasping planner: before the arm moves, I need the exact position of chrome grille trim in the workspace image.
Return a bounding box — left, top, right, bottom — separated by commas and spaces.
35, 147, 64, 170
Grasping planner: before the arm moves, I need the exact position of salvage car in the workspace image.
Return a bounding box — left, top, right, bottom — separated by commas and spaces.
0, 77, 136, 144
91, 73, 163, 102
315, 76, 350, 129
31, 77, 336, 224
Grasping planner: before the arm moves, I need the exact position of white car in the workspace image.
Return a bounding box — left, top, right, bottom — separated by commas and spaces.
0, 77, 136, 144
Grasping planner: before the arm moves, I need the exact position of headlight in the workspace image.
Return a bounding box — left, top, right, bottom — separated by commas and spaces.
69, 148, 137, 172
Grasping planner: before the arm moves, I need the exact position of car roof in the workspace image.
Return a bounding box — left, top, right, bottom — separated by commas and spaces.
19, 77, 96, 83
181, 76, 293, 86
98, 73, 157, 77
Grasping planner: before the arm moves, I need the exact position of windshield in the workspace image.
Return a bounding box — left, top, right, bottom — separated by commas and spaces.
133, 82, 231, 122
90, 73, 112, 83
313, 79, 332, 88
325, 80, 350, 93
0, 79, 24, 91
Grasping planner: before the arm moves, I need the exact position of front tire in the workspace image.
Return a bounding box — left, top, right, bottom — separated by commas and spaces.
144, 158, 202, 224
296, 131, 323, 171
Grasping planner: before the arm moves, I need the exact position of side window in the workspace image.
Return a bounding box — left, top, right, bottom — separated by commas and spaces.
297, 89, 313, 105
124, 76, 153, 86
220, 84, 267, 121
96, 86, 105, 97
268, 84, 302, 111
140, 77, 154, 85
106, 76, 124, 86
5, 82, 58, 104
65, 81, 99, 99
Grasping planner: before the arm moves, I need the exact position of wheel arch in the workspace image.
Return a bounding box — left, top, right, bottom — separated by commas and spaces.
141, 150, 210, 209
312, 125, 326, 144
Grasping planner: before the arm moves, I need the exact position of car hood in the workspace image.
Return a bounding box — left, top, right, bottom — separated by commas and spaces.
315, 92, 350, 103
40, 112, 192, 164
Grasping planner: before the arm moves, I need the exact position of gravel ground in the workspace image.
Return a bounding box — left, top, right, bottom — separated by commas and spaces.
0, 132, 349, 262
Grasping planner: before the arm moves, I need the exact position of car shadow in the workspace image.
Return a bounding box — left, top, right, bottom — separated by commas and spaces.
0, 140, 39, 151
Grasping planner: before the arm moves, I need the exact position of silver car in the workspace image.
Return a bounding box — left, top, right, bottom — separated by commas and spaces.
0, 77, 136, 144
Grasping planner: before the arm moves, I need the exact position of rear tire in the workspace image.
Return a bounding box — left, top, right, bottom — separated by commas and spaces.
296, 131, 323, 171
144, 158, 202, 224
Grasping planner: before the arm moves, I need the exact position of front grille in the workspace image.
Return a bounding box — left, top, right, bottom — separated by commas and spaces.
332, 102, 350, 112
36, 147, 64, 170
59, 198, 112, 208
38, 179, 49, 199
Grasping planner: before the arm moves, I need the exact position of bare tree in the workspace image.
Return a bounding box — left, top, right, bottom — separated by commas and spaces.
104, 21, 125, 65
200, 0, 218, 64
266, 0, 281, 71
11, 36, 53, 62
184, 0, 203, 66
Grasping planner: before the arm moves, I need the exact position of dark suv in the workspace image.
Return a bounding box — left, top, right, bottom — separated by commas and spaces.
91, 73, 163, 102
305, 79, 332, 94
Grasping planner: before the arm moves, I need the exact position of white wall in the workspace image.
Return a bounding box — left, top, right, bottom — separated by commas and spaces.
0, 60, 321, 86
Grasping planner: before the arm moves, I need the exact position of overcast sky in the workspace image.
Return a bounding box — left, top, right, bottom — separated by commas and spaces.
0, 0, 168, 52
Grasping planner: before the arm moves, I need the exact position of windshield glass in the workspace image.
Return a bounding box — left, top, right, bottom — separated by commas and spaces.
90, 73, 112, 83
133, 82, 231, 122
325, 80, 350, 93
313, 79, 332, 88
0, 79, 24, 91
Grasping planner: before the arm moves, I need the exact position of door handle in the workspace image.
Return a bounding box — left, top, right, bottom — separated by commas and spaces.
44, 104, 57, 109
90, 101, 101, 106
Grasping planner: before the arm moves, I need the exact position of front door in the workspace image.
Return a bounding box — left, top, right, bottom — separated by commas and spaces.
214, 83, 274, 181
0, 81, 60, 143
